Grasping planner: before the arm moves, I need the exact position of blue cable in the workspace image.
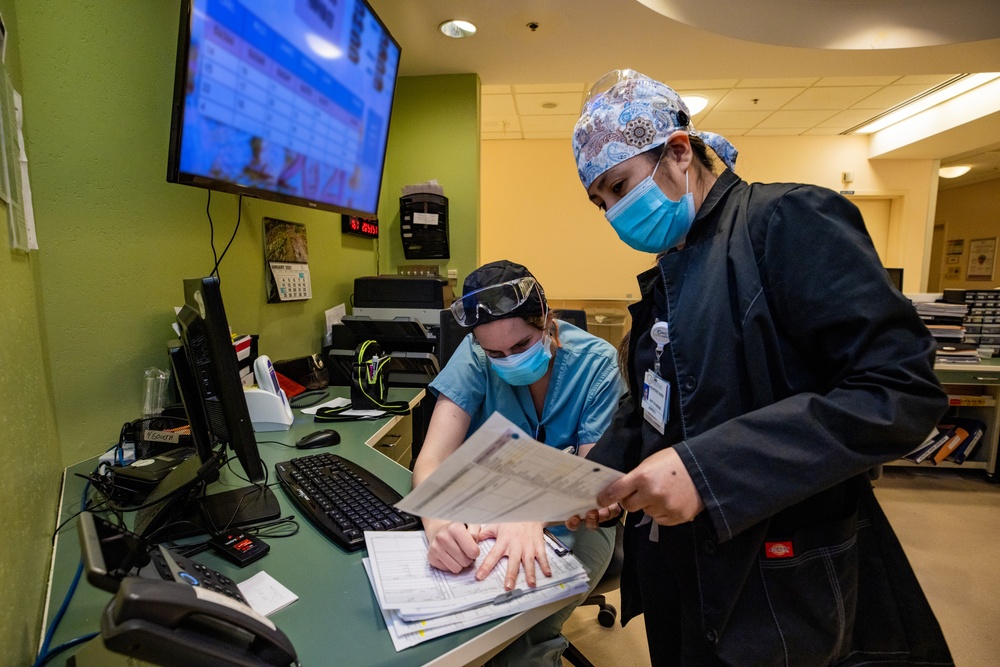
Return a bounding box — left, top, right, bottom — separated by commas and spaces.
33, 477, 96, 666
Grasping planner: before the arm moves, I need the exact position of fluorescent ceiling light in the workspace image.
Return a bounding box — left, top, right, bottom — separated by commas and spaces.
682, 95, 708, 116
440, 20, 477, 38
939, 165, 972, 179
854, 73, 1000, 134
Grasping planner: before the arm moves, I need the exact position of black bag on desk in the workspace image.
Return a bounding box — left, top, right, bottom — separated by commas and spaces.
316, 341, 409, 420
273, 354, 328, 390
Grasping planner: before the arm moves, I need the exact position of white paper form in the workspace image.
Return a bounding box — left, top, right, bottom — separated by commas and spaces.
362, 559, 589, 651
395, 412, 624, 523
365, 531, 588, 621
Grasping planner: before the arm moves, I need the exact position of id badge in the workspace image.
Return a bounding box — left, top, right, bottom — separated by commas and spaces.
641, 369, 670, 434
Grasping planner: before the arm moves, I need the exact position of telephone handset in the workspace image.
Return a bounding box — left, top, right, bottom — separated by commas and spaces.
102, 577, 298, 667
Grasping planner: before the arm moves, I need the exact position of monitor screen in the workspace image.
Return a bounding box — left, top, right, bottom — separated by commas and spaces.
166, 0, 401, 217
177, 276, 265, 483
136, 277, 275, 540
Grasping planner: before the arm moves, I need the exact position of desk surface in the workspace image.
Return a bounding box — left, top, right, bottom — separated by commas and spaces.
45, 387, 573, 666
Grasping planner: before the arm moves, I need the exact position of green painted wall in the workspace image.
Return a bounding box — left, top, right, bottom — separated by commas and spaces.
3, 0, 480, 660
378, 74, 481, 284
0, 2, 64, 662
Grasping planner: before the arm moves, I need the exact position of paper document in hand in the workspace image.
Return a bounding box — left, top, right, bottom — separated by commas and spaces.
364, 530, 588, 621
395, 412, 623, 523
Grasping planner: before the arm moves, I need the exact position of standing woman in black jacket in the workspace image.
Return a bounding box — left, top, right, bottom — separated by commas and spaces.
567, 69, 953, 666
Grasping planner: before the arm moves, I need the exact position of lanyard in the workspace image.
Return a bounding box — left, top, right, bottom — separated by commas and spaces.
650, 321, 670, 376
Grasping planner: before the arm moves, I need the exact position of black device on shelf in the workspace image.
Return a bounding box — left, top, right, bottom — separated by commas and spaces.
135, 277, 280, 541
274, 452, 419, 551
166, 0, 401, 218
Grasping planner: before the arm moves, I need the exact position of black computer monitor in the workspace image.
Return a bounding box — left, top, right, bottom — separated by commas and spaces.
135, 277, 278, 540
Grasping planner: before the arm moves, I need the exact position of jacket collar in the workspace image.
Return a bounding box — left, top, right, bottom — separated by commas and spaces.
684, 169, 741, 246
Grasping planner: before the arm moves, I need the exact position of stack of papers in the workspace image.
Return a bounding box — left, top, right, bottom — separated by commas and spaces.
363, 531, 590, 651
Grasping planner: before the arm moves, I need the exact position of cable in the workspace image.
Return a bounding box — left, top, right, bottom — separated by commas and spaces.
206, 190, 219, 272
289, 389, 330, 408
211, 193, 243, 278
34, 480, 94, 666
259, 439, 297, 448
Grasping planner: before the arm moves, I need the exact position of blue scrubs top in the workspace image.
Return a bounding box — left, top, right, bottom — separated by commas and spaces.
428, 321, 624, 454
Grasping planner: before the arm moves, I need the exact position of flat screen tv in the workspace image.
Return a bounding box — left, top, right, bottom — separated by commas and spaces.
166, 0, 401, 217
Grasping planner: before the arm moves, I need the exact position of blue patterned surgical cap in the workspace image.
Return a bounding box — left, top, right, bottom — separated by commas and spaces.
572, 70, 738, 190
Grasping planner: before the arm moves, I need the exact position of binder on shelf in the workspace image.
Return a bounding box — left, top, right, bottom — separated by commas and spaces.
931, 427, 969, 465
949, 427, 985, 464
903, 428, 953, 464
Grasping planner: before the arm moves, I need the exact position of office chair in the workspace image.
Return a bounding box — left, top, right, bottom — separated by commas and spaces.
436, 309, 470, 368
553, 309, 588, 332
563, 520, 625, 667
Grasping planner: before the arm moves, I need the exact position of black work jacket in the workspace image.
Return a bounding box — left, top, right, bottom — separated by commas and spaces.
589, 170, 953, 666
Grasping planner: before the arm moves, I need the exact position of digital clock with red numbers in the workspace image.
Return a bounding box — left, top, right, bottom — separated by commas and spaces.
341, 214, 379, 239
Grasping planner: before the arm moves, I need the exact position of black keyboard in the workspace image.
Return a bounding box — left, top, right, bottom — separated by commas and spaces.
274, 453, 420, 551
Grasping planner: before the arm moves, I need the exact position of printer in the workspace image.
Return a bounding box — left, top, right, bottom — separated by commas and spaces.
352, 275, 453, 326
325, 276, 464, 388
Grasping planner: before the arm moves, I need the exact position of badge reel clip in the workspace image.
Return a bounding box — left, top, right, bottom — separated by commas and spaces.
642, 322, 671, 435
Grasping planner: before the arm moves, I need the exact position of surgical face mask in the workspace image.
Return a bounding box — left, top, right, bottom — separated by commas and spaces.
605, 161, 696, 253
488, 334, 552, 386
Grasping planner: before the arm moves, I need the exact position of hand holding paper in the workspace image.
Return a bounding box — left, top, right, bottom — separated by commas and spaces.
395, 413, 624, 524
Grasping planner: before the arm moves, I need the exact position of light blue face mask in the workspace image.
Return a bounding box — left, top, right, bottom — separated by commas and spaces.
488, 335, 552, 386
605, 160, 696, 253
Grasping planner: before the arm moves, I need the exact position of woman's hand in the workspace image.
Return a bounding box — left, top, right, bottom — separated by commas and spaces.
597, 447, 704, 525
476, 522, 550, 590
565, 502, 622, 531
425, 519, 482, 573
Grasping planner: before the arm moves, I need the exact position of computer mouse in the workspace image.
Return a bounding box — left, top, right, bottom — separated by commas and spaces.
295, 429, 341, 449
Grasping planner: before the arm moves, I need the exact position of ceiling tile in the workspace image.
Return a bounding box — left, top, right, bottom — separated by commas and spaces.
715, 88, 804, 111
737, 77, 819, 88
513, 83, 585, 94
519, 114, 579, 132
482, 94, 518, 116
701, 109, 773, 128
746, 128, 809, 136
514, 91, 585, 115
850, 84, 933, 109
668, 78, 741, 89
815, 75, 900, 86
481, 84, 512, 95
817, 109, 880, 128
802, 127, 845, 136
783, 86, 882, 110
896, 74, 961, 86
756, 109, 838, 128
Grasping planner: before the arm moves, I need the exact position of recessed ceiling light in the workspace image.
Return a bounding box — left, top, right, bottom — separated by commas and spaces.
939, 165, 972, 179
541, 102, 557, 109
439, 20, 477, 39
682, 95, 708, 116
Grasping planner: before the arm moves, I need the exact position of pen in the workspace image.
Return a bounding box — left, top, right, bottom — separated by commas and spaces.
543, 529, 570, 556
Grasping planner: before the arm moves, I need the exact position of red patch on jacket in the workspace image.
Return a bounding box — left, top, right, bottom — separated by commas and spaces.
765, 541, 794, 558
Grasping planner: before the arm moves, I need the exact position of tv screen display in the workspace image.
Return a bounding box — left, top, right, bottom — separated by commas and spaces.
167, 0, 401, 217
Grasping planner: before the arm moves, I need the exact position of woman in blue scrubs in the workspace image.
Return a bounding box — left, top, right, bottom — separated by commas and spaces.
412, 259, 623, 666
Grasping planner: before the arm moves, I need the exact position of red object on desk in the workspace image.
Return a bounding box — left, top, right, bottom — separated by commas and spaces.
276, 371, 306, 398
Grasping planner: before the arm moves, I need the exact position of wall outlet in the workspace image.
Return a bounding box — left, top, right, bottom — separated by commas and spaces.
447, 269, 458, 279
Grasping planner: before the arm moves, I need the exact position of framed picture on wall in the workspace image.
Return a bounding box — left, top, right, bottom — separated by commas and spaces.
967, 237, 997, 281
